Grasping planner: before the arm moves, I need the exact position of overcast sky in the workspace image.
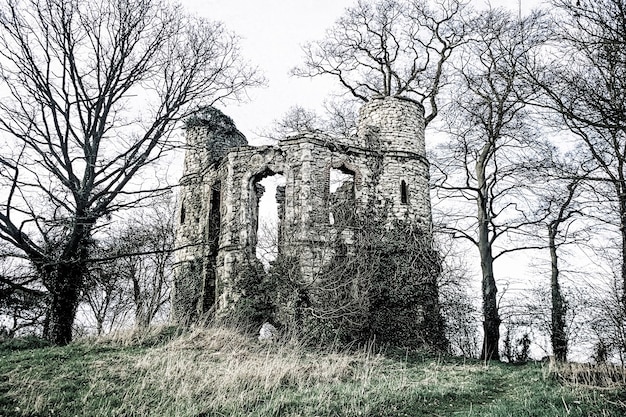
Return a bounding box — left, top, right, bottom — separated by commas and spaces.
180, 0, 546, 142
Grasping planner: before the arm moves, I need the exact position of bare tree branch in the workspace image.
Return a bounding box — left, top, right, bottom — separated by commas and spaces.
292, 0, 468, 125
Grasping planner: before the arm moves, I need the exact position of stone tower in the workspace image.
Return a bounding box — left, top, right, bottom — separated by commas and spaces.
172, 107, 247, 323
356, 95, 431, 227
171, 96, 443, 347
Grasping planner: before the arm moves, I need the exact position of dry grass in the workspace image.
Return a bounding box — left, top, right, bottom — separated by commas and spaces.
119, 326, 377, 414
547, 359, 626, 387
87, 327, 384, 416
2, 326, 626, 416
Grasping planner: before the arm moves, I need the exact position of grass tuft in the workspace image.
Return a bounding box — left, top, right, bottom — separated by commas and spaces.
547, 360, 626, 387
81, 324, 187, 348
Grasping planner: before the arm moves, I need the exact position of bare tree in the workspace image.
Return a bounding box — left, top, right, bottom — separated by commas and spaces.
82, 257, 133, 336
258, 97, 359, 141
435, 234, 480, 357
433, 8, 549, 360
293, 0, 468, 125
0, 0, 262, 344
0, 244, 46, 336
269, 105, 322, 136
118, 197, 174, 329
81, 196, 174, 334
576, 252, 626, 365
533, 0, 626, 308
545, 183, 579, 362
530, 151, 593, 361
516, 282, 591, 361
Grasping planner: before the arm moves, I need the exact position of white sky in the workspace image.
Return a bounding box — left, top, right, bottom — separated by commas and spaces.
181, 0, 546, 142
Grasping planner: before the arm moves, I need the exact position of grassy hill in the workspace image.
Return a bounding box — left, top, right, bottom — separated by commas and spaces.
0, 326, 625, 417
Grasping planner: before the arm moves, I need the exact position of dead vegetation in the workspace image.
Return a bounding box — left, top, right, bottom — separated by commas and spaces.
546, 360, 626, 388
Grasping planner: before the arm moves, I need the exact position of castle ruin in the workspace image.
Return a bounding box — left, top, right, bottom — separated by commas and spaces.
172, 96, 444, 347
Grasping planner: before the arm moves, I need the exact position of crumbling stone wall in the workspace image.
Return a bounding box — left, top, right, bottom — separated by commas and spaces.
171, 96, 443, 347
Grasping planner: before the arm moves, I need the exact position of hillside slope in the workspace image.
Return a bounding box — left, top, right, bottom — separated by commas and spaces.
0, 327, 624, 417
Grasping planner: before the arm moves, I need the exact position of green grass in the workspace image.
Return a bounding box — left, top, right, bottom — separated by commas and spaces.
0, 327, 624, 417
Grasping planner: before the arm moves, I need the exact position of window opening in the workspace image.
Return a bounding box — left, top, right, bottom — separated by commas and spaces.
253, 172, 286, 269
203, 182, 221, 311
329, 167, 356, 226
401, 180, 409, 204
208, 184, 221, 251
180, 204, 186, 224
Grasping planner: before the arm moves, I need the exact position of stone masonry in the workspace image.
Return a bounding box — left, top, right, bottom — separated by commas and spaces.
171, 96, 436, 326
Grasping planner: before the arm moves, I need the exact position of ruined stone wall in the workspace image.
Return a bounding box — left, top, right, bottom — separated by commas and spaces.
172, 97, 437, 334
171, 109, 247, 322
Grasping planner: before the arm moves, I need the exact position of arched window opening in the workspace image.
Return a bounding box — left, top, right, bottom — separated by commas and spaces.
401, 180, 409, 204
329, 167, 356, 226
252, 171, 286, 269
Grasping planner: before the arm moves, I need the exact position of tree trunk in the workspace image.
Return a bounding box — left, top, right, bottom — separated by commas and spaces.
41, 221, 92, 345
135, 310, 149, 330
44, 263, 84, 345
477, 145, 500, 361
96, 316, 104, 336
132, 273, 148, 329
479, 220, 500, 361
549, 224, 568, 362
620, 191, 626, 309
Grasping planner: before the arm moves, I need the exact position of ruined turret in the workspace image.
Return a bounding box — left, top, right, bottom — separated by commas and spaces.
357, 95, 426, 155
172, 107, 246, 324
357, 96, 432, 229
172, 98, 443, 348
184, 106, 247, 166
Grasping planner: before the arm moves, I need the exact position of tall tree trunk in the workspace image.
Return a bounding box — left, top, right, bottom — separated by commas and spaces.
132, 272, 148, 329
96, 315, 104, 337
618, 190, 626, 356
41, 222, 92, 345
549, 223, 568, 362
477, 145, 500, 361
479, 214, 500, 360
620, 192, 626, 309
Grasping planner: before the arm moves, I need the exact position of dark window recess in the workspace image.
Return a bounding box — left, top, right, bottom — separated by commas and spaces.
180, 205, 186, 224
203, 182, 221, 312
401, 180, 409, 204
208, 185, 221, 252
